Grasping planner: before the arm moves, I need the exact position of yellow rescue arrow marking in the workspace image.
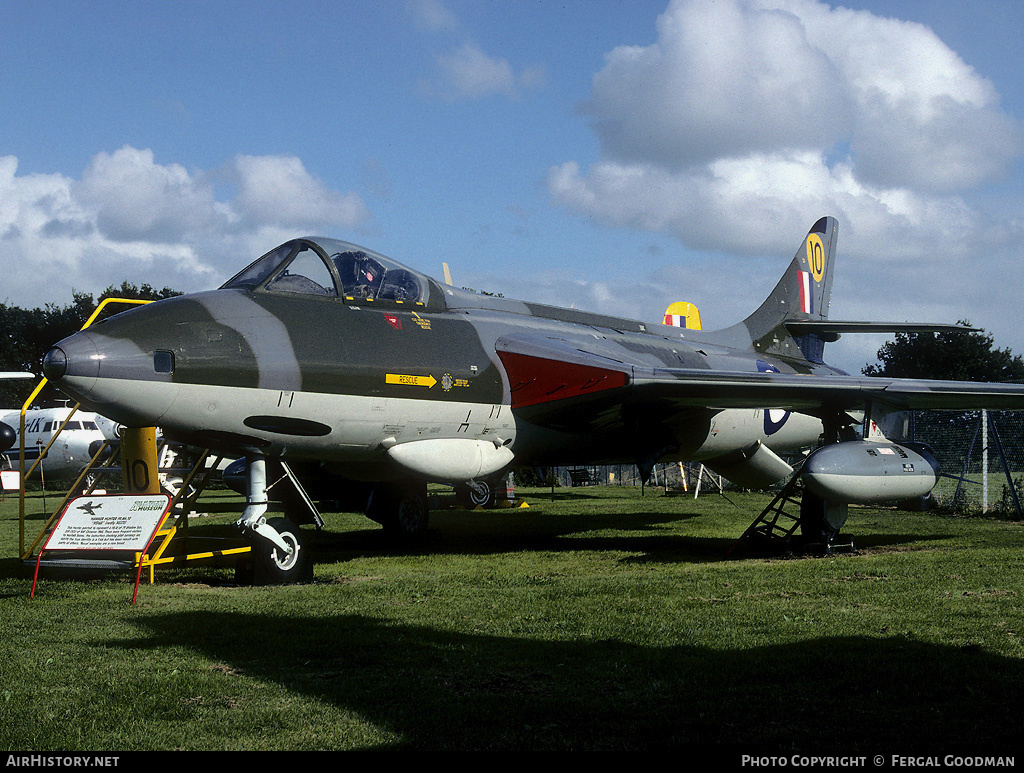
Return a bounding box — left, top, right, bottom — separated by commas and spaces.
386, 373, 437, 389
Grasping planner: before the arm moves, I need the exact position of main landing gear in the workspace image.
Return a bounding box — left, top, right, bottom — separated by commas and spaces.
454, 478, 497, 509
366, 479, 430, 539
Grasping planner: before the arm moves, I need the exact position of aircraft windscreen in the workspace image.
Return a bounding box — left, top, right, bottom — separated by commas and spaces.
221, 237, 433, 307
265, 247, 337, 297
221, 242, 296, 290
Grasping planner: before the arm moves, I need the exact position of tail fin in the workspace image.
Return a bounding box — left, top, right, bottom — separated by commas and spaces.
663, 301, 703, 330
739, 216, 838, 362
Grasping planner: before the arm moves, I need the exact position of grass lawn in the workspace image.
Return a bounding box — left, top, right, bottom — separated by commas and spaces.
2, 485, 1023, 751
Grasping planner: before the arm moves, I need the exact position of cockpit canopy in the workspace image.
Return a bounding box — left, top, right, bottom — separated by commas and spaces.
221, 237, 440, 309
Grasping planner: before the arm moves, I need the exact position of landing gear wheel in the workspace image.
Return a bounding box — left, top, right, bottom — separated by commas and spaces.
394, 487, 429, 536
455, 479, 495, 509
253, 518, 312, 584
367, 481, 430, 539
798, 491, 849, 555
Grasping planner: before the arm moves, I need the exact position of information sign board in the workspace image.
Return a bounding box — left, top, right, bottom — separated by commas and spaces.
31, 494, 173, 603
45, 495, 171, 551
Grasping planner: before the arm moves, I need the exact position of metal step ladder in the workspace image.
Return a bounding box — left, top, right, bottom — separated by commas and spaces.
727, 475, 804, 556
728, 471, 856, 556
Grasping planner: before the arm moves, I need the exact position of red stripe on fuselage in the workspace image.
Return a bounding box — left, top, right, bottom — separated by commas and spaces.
496, 351, 629, 408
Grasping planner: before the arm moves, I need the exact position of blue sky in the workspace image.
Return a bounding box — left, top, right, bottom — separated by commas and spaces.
1, 0, 1022, 374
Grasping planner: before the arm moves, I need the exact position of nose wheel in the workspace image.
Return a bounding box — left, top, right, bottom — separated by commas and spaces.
236, 455, 312, 584
251, 517, 311, 584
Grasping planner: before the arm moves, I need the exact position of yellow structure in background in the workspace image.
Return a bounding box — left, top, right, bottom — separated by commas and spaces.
18, 298, 152, 558
120, 426, 160, 494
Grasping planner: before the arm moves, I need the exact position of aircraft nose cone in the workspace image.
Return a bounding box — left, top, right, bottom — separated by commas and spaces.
42, 332, 100, 398
42, 346, 67, 381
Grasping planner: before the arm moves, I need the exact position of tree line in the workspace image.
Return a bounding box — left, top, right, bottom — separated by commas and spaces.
861, 320, 1024, 383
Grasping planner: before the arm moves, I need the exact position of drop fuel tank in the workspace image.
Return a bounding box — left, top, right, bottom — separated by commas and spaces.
801, 441, 939, 505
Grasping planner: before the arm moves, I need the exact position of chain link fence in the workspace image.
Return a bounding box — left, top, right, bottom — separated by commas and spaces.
907, 410, 1024, 516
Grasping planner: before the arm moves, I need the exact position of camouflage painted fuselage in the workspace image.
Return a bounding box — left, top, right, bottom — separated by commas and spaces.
43, 229, 847, 486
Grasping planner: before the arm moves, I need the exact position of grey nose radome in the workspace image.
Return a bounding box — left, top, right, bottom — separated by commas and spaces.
41, 331, 101, 400
42, 346, 67, 381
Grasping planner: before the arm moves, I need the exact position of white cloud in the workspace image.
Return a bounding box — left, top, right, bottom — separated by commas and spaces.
228, 154, 370, 231
77, 146, 226, 243
772, 0, 1022, 193
549, 150, 990, 261
0, 148, 371, 308
429, 41, 545, 101
578, 0, 1020, 190
406, 0, 459, 33
410, 1, 544, 102
585, 0, 853, 169
549, 0, 1024, 329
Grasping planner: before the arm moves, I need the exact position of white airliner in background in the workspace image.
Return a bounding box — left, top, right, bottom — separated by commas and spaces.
0, 404, 106, 481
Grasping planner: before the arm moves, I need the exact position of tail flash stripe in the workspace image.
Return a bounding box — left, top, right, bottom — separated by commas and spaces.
799, 271, 814, 314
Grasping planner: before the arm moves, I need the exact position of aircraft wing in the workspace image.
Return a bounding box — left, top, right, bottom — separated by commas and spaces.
494, 334, 1024, 430
630, 371, 1024, 411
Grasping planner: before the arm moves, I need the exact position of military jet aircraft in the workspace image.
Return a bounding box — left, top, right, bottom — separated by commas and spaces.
40, 217, 1024, 581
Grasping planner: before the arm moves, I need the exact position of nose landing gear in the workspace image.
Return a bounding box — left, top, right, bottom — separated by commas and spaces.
236, 455, 312, 584
249, 517, 308, 584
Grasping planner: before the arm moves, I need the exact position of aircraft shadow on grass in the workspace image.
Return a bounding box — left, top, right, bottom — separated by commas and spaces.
272, 507, 957, 567
120, 610, 1024, 750
311, 508, 716, 560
